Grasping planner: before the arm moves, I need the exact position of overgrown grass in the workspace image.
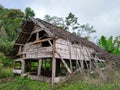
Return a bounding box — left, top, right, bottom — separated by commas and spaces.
1, 53, 120, 90
57, 79, 120, 90
0, 53, 14, 67
0, 67, 13, 79
1, 76, 120, 90
0, 77, 50, 90
0, 53, 13, 79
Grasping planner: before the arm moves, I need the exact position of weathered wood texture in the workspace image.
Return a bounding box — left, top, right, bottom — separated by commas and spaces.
55, 39, 94, 60
23, 43, 52, 58
21, 59, 25, 74
21, 38, 95, 60
20, 25, 95, 61
38, 59, 42, 76
51, 40, 56, 88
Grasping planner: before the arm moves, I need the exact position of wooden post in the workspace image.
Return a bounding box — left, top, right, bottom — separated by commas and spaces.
79, 46, 89, 69
38, 59, 42, 76
89, 60, 92, 71
56, 52, 72, 73
21, 59, 25, 74
67, 39, 72, 72
51, 40, 56, 89
84, 47, 92, 70
18, 46, 22, 55
80, 60, 83, 70
36, 32, 39, 40
75, 45, 78, 69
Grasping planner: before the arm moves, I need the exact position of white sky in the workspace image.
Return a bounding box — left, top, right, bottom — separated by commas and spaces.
1, 0, 120, 39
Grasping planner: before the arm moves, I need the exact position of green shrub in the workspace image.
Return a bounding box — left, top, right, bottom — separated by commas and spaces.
0, 53, 3, 73
0, 38, 14, 54
0, 53, 13, 79
0, 69, 13, 79
0, 53, 14, 67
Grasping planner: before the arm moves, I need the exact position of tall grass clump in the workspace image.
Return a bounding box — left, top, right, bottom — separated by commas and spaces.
55, 61, 120, 90
0, 53, 13, 79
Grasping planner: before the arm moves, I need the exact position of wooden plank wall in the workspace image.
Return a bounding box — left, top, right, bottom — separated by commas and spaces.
55, 39, 94, 60
22, 38, 94, 60
23, 43, 52, 58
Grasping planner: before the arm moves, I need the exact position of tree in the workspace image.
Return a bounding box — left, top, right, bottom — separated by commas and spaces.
0, 7, 35, 41
0, 7, 24, 41
24, 7, 35, 19
0, 6, 35, 54
97, 36, 120, 55
44, 12, 96, 40
77, 24, 96, 40
65, 12, 79, 31
44, 15, 66, 29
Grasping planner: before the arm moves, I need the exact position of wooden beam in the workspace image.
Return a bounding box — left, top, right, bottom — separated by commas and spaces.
75, 45, 78, 69
32, 27, 54, 38
26, 34, 32, 43
21, 31, 31, 34
38, 59, 42, 76
29, 16, 46, 28
32, 38, 53, 44
56, 51, 72, 74
48, 40, 53, 46
51, 40, 56, 89
79, 46, 89, 69
36, 32, 39, 41
84, 47, 93, 70
32, 28, 43, 34
21, 59, 25, 74
29, 17, 53, 37
17, 46, 22, 55
80, 60, 83, 70
67, 39, 72, 72
14, 43, 24, 46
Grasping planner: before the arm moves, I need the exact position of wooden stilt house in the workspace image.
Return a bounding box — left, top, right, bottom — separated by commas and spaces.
13, 17, 118, 84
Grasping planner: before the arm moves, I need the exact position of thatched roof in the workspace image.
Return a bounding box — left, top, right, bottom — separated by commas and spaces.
13, 17, 120, 61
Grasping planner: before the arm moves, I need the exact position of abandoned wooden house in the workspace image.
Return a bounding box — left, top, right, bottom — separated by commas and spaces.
13, 17, 118, 84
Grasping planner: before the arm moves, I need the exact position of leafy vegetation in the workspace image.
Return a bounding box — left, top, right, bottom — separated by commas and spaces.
44, 13, 96, 40
98, 36, 120, 55
0, 53, 13, 79
0, 38, 14, 55
24, 7, 35, 19
0, 7, 24, 41
0, 5, 120, 90
0, 77, 50, 90
0, 70, 120, 90
0, 6, 35, 55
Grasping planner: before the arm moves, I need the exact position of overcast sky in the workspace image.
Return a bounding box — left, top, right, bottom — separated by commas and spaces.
1, 0, 120, 39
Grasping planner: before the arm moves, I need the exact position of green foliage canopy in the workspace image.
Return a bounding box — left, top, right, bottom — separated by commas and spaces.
0, 7, 24, 41
24, 7, 35, 19
0, 6, 35, 54
44, 12, 96, 40
98, 36, 120, 55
